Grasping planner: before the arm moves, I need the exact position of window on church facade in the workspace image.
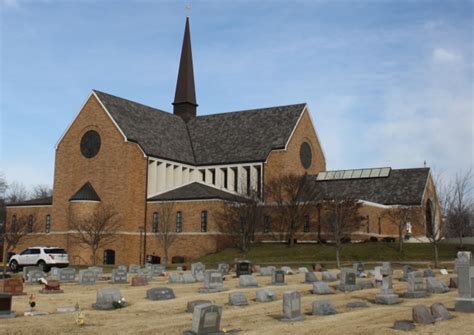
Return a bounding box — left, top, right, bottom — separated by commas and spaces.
201, 211, 208, 232
152, 212, 159, 233
45, 215, 51, 233
176, 211, 183, 233
303, 215, 310, 232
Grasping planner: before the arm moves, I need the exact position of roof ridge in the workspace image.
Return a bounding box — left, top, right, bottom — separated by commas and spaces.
191, 102, 307, 119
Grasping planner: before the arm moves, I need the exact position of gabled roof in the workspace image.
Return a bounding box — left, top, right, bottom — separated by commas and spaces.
7, 196, 53, 207
147, 182, 247, 202
93, 90, 306, 166
305, 168, 430, 206
69, 182, 101, 202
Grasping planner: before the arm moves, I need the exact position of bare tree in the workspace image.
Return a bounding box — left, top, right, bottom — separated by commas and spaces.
216, 192, 263, 253
152, 202, 176, 266
265, 173, 319, 247
70, 205, 121, 265
5, 181, 29, 203
445, 170, 473, 248
382, 206, 415, 255
320, 198, 363, 268
2, 214, 38, 274
31, 184, 53, 199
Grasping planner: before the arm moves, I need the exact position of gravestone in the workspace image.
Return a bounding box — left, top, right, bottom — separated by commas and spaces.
312, 300, 336, 315
129, 264, 140, 273
184, 272, 197, 284
373, 266, 383, 285
375, 264, 400, 305
151, 264, 166, 276
145, 263, 153, 270
92, 288, 127, 310
236, 260, 252, 277
449, 277, 458, 288
169, 272, 184, 284
191, 262, 206, 281
252, 264, 261, 273
356, 279, 374, 290
404, 271, 428, 298
305, 272, 318, 284
256, 288, 277, 302
426, 277, 449, 294
0, 278, 25, 296
454, 251, 474, 313
111, 268, 128, 284
282, 290, 304, 322
338, 268, 357, 292
431, 303, 452, 320
281, 266, 293, 275
298, 267, 308, 273
347, 299, 368, 308
313, 263, 325, 272
131, 276, 148, 286
27, 270, 46, 284
312, 282, 334, 295
138, 268, 153, 281
322, 271, 337, 282
59, 268, 76, 283
412, 304, 435, 324
146, 287, 175, 300
88, 266, 103, 278
393, 320, 416, 331
50, 267, 61, 278
228, 292, 248, 306
259, 266, 275, 277
187, 300, 212, 313
183, 303, 222, 335
199, 271, 224, 293
79, 269, 97, 285
0, 293, 15, 319
353, 262, 364, 275
272, 270, 286, 286
239, 275, 258, 288
118, 265, 128, 272
402, 265, 417, 281
39, 280, 63, 294
424, 268, 435, 277
22, 266, 40, 281
217, 263, 230, 275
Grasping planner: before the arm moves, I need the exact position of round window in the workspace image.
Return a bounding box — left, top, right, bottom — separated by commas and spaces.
300, 142, 312, 169
80, 130, 101, 158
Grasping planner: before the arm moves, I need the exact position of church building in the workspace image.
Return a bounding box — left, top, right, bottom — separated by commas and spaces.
6, 18, 440, 266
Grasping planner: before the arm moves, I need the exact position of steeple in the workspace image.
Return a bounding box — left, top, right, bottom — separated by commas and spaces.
173, 17, 197, 123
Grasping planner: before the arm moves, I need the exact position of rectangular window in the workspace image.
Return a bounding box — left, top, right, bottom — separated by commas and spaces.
263, 215, 271, 233
201, 211, 208, 232
45, 215, 51, 233
232, 167, 238, 191
210, 169, 216, 185
222, 169, 228, 189
152, 212, 159, 233
176, 211, 183, 233
27, 215, 33, 233
303, 215, 310, 232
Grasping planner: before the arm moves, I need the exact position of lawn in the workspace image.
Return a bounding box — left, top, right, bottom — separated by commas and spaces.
197, 242, 474, 268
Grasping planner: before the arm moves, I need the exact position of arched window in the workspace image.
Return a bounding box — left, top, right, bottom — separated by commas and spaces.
152, 212, 159, 233
201, 211, 208, 232
103, 249, 115, 265
45, 215, 51, 233
176, 211, 183, 233
27, 215, 33, 233
303, 215, 310, 232
426, 199, 434, 238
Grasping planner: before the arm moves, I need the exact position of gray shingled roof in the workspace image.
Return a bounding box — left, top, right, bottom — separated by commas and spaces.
69, 182, 101, 202
93, 90, 305, 165
148, 182, 247, 202
305, 168, 430, 206
187, 104, 306, 165
7, 196, 53, 207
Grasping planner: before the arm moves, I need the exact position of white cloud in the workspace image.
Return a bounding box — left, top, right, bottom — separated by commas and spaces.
432, 48, 462, 64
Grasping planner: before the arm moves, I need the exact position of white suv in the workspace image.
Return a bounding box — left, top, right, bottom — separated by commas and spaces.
9, 246, 69, 273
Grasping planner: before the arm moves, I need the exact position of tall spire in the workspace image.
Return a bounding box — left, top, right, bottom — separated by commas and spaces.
173, 17, 197, 123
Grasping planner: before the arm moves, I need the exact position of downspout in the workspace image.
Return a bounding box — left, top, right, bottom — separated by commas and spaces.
143, 159, 149, 265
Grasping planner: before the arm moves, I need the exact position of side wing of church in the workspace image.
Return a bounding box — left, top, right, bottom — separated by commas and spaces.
5, 18, 441, 266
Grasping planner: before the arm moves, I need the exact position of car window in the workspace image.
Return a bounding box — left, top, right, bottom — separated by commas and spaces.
44, 248, 67, 254
20, 249, 31, 255
30, 249, 40, 254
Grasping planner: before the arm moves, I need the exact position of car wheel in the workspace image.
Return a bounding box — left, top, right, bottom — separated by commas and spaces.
37, 260, 49, 273
9, 260, 19, 273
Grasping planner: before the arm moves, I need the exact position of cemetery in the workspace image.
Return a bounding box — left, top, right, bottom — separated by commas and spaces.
0, 253, 472, 334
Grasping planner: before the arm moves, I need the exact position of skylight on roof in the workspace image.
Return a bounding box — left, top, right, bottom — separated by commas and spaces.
316, 167, 391, 181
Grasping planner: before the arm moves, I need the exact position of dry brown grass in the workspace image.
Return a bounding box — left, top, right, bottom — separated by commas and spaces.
1, 270, 473, 335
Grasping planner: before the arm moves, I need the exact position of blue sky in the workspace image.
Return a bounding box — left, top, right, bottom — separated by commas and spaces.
1, 0, 473, 191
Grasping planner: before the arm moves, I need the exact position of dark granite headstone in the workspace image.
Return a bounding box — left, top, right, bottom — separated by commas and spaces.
272, 270, 286, 286
146, 287, 175, 300
0, 293, 15, 318
236, 261, 252, 277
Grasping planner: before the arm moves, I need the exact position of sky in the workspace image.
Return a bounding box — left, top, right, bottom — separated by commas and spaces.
1, 0, 473, 192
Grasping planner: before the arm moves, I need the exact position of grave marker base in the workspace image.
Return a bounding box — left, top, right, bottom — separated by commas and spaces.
281, 315, 305, 322
375, 294, 400, 305
455, 298, 474, 313
24, 311, 49, 316
198, 288, 226, 293
403, 291, 428, 299
39, 289, 64, 294
0, 311, 16, 319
